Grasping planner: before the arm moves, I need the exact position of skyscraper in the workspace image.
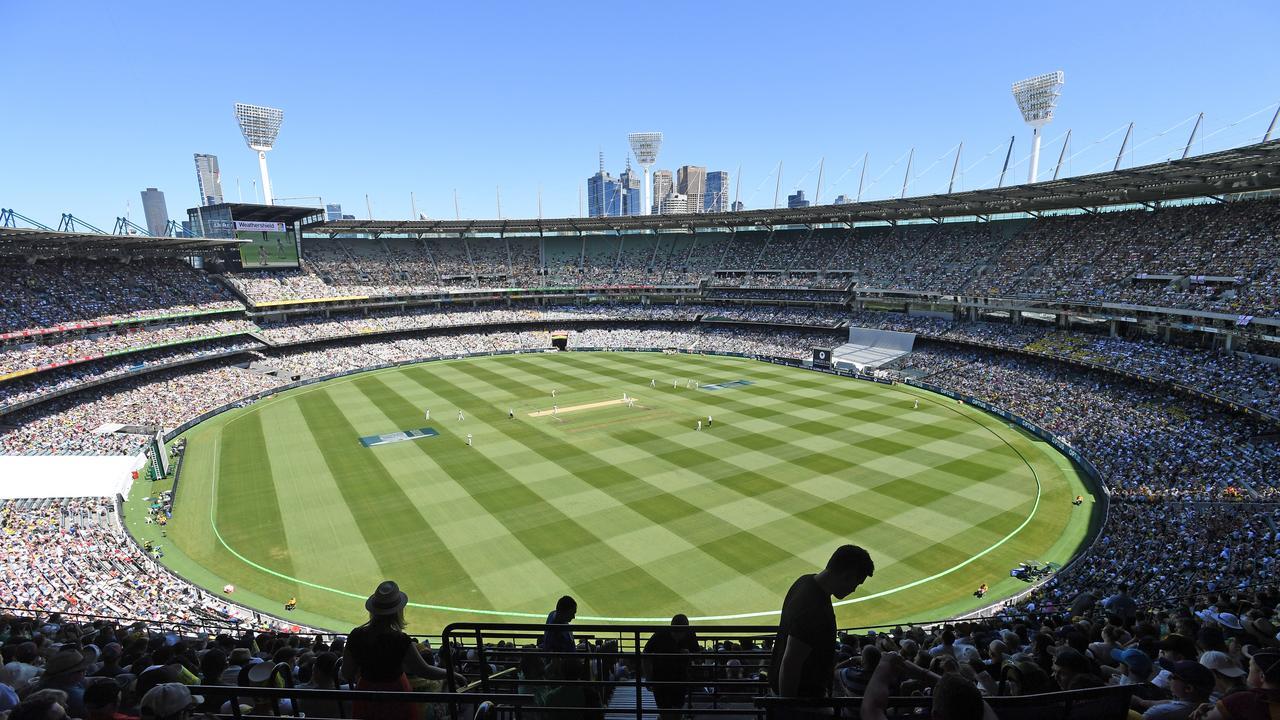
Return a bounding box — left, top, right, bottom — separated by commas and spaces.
325, 204, 344, 221
731, 201, 745, 212
619, 160, 643, 216
677, 165, 706, 214
586, 153, 622, 217
704, 171, 729, 213
652, 170, 674, 214
787, 190, 810, 208
833, 194, 854, 205
140, 188, 169, 236
193, 154, 223, 206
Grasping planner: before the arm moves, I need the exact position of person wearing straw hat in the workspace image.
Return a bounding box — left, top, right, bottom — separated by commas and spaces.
341, 580, 466, 720
32, 647, 96, 718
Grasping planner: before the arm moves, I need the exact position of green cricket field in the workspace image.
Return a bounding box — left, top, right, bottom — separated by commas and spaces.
127, 351, 1097, 632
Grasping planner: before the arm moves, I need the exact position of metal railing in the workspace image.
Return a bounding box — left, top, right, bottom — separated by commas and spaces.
187, 683, 533, 720
757, 685, 1134, 720
442, 622, 777, 720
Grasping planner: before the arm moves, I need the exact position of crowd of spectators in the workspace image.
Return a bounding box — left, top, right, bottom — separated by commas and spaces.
0, 319, 259, 375
1019, 501, 1280, 610
0, 338, 264, 413
834, 309, 1280, 419
1, 578, 1276, 719
255, 304, 843, 345
970, 199, 1280, 315
261, 325, 842, 380
222, 198, 1280, 318
0, 362, 280, 455
901, 345, 1280, 501
0, 258, 240, 334
1, 498, 281, 629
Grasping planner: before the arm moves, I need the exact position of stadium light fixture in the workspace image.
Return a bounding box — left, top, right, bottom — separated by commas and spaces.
628, 132, 663, 215
1011, 71, 1064, 184
234, 103, 285, 205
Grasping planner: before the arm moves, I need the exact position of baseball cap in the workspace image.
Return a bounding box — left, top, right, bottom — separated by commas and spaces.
1157, 659, 1215, 693
1110, 647, 1153, 677
1199, 651, 1246, 678
140, 682, 203, 718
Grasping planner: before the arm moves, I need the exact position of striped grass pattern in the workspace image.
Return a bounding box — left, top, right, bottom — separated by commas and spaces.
141, 352, 1093, 632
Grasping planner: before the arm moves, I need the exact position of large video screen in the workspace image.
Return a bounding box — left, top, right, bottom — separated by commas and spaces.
235, 221, 299, 268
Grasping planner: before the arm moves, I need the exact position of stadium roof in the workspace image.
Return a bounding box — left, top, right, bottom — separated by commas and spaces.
192, 203, 324, 224
0, 227, 242, 254
308, 139, 1280, 235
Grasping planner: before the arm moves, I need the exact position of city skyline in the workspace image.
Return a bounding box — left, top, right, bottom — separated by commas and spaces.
587, 150, 735, 217
1, 2, 1278, 227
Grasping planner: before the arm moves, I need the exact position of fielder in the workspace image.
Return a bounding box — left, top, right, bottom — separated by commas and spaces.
457, 410, 464, 421
466, 433, 473, 446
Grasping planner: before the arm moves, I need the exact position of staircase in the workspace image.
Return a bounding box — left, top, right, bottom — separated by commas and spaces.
605, 684, 658, 720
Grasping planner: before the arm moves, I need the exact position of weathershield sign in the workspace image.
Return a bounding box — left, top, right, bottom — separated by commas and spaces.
235, 221, 299, 268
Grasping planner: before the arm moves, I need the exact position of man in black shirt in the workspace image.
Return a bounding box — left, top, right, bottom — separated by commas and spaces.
770, 544, 875, 700
642, 614, 701, 714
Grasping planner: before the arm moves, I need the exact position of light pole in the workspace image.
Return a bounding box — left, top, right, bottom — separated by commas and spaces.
628, 132, 662, 215
1011, 71, 1064, 184
234, 103, 285, 205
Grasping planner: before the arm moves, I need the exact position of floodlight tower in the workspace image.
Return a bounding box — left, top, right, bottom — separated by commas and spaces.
628, 132, 663, 215
234, 103, 285, 205
1011, 71, 1064, 184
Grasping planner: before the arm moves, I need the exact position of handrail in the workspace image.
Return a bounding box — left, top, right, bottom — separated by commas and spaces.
755, 684, 1134, 718
186, 684, 533, 720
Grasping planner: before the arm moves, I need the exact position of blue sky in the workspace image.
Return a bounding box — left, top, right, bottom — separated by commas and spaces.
2, 0, 1278, 227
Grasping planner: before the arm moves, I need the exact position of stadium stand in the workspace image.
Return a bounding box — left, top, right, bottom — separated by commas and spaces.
0, 257, 240, 334
3, 188, 1280, 719
218, 198, 1280, 318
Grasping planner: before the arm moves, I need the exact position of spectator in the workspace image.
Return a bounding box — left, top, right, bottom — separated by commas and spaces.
641, 614, 700, 714
297, 651, 345, 720
340, 581, 464, 720
541, 596, 578, 655
138, 682, 200, 720
770, 544, 874, 699
1202, 647, 1280, 720
7, 689, 69, 720
1105, 584, 1139, 625
1201, 650, 1249, 702
1051, 647, 1103, 690
31, 648, 92, 717
860, 652, 993, 720
1144, 660, 1214, 720
83, 678, 133, 720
